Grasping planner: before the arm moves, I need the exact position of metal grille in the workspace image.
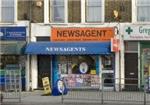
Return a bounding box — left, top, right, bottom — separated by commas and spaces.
62, 78, 150, 105
1, 69, 21, 103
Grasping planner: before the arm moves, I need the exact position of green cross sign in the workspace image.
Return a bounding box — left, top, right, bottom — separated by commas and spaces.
126, 27, 133, 35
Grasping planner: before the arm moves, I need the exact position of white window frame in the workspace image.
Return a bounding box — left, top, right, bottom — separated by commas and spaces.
44, 0, 49, 23
85, 0, 102, 23
45, 0, 104, 24
0, 0, 17, 23
136, 0, 150, 22
49, 0, 65, 23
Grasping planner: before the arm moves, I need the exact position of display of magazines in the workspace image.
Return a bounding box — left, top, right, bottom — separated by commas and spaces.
63, 74, 99, 88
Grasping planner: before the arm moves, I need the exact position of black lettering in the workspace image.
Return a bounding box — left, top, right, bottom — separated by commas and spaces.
91, 30, 96, 37
103, 30, 106, 37
86, 30, 91, 37
57, 31, 63, 37
97, 30, 102, 37
63, 31, 68, 37
68, 30, 75, 37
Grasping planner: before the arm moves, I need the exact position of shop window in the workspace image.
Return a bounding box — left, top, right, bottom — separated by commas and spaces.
68, 0, 81, 23
56, 56, 98, 88
49, 0, 64, 22
101, 55, 113, 70
137, 0, 150, 22
0, 55, 19, 69
18, 0, 44, 23
86, 0, 102, 22
105, 0, 131, 22
0, 0, 15, 22
57, 56, 96, 75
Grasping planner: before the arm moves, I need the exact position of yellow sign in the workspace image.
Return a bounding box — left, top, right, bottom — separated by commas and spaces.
42, 77, 51, 95
90, 70, 96, 75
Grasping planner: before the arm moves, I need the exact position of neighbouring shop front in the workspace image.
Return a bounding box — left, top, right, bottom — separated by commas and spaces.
25, 27, 116, 90
140, 42, 150, 92
123, 25, 150, 91
0, 26, 27, 91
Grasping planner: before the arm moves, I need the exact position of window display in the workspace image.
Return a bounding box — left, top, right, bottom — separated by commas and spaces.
101, 55, 113, 70
63, 74, 99, 88
56, 55, 98, 88
57, 55, 96, 75
0, 55, 19, 69
142, 48, 150, 92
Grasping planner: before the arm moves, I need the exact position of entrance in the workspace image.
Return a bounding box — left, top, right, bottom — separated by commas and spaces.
125, 53, 138, 90
37, 55, 51, 88
101, 55, 115, 90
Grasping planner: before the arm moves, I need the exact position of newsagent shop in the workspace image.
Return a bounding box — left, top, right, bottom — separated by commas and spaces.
25, 26, 118, 90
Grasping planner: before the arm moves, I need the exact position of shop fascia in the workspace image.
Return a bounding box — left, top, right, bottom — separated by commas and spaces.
139, 26, 150, 35
124, 25, 150, 40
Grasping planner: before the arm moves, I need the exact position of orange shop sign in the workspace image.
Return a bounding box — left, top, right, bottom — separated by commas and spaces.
51, 27, 115, 42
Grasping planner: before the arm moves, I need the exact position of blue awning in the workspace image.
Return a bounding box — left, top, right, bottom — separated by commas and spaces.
25, 42, 111, 55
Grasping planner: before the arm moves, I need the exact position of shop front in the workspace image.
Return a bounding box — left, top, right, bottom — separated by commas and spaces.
140, 42, 150, 92
25, 27, 116, 90
25, 42, 115, 89
0, 26, 27, 90
123, 24, 150, 90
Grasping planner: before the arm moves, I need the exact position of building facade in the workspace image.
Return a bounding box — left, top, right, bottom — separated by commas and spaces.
0, 0, 150, 91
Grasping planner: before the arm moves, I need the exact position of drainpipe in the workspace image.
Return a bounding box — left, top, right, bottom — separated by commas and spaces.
28, 0, 32, 91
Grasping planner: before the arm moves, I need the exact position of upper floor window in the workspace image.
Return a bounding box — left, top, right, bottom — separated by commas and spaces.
86, 0, 102, 22
68, 0, 81, 23
49, 0, 65, 22
137, 0, 150, 22
18, 0, 44, 23
105, 0, 131, 22
0, 0, 15, 22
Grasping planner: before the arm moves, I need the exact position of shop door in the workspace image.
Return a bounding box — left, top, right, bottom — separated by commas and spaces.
38, 55, 51, 88
101, 55, 115, 90
125, 53, 138, 90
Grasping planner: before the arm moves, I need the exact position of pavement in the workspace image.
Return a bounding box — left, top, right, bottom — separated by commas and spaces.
0, 90, 149, 105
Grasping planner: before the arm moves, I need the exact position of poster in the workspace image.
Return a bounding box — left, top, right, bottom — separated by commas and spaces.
63, 74, 99, 88
58, 64, 67, 74
91, 75, 99, 87
76, 75, 83, 87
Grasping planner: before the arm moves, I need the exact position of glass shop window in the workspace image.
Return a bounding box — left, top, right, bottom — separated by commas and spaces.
101, 55, 113, 70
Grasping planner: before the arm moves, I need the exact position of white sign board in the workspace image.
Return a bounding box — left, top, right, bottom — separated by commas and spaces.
123, 25, 150, 40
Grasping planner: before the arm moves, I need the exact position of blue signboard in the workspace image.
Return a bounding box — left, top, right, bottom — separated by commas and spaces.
25, 42, 111, 55
0, 27, 26, 40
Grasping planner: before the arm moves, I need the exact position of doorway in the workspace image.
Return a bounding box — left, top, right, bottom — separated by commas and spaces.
37, 55, 51, 89
101, 54, 115, 90
125, 53, 138, 90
